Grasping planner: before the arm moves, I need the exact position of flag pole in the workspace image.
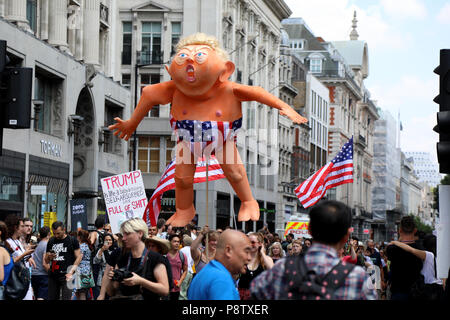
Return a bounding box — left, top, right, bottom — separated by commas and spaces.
205, 154, 209, 262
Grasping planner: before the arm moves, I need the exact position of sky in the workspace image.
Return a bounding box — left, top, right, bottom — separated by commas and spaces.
284, 0, 449, 163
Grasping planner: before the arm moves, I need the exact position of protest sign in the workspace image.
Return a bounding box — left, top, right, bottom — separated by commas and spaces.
44, 212, 57, 234
70, 199, 88, 231
101, 170, 147, 234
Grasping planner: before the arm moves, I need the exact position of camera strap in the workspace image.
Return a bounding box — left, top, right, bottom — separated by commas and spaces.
126, 247, 149, 271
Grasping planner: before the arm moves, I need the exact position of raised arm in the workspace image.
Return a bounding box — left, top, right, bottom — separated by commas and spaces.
232, 83, 307, 125
108, 81, 176, 141
389, 241, 426, 261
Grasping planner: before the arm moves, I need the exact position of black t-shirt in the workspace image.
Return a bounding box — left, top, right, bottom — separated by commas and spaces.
238, 264, 265, 289
386, 241, 423, 294
370, 249, 382, 268
115, 248, 166, 300
46, 235, 80, 276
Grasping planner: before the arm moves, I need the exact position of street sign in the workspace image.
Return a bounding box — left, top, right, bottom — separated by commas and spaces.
31, 185, 47, 195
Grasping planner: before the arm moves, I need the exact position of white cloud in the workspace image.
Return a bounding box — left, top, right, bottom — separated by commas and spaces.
283, 0, 412, 50
368, 76, 437, 118
400, 113, 438, 163
437, 3, 450, 24
380, 0, 428, 20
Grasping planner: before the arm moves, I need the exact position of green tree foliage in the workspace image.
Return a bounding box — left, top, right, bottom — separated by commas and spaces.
411, 215, 433, 234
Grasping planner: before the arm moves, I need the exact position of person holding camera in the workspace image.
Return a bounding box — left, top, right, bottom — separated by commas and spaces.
237, 232, 273, 300
105, 218, 169, 300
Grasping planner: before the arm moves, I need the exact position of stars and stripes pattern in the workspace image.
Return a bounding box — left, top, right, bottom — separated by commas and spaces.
295, 136, 354, 208
169, 115, 242, 154
143, 155, 226, 227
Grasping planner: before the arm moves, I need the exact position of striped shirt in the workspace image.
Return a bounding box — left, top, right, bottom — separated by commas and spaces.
250, 243, 376, 300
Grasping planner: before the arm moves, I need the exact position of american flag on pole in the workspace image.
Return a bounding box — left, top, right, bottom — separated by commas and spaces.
295, 136, 353, 208
143, 155, 226, 227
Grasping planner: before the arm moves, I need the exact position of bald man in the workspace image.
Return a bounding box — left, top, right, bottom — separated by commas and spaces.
187, 229, 251, 300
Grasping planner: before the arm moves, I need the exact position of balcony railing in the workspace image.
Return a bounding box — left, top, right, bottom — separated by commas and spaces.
140, 51, 163, 65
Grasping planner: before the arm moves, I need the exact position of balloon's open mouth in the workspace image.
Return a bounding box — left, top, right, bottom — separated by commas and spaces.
186, 65, 195, 82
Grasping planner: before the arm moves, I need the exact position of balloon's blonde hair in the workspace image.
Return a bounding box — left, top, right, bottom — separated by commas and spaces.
175, 33, 229, 61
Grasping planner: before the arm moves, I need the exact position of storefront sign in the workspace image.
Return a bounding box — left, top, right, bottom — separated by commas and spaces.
40, 140, 62, 158
70, 199, 88, 232
100, 170, 147, 234
31, 185, 47, 195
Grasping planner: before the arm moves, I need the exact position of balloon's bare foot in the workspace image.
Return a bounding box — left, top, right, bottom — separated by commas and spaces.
237, 200, 260, 221
168, 205, 196, 227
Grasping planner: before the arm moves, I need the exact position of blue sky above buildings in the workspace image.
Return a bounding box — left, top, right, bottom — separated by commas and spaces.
284, 0, 449, 162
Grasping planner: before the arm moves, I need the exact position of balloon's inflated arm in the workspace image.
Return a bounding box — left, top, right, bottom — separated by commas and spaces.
108, 81, 176, 141
232, 83, 308, 125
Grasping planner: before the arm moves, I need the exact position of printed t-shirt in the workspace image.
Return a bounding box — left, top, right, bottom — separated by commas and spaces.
46, 236, 80, 276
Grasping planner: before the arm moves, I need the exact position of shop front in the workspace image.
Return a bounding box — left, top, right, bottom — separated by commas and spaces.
26, 155, 69, 231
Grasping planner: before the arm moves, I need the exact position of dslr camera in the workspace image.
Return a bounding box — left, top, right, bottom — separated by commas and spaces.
112, 268, 133, 282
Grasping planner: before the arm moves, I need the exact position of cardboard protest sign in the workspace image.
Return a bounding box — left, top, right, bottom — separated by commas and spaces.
101, 170, 147, 234
70, 199, 88, 232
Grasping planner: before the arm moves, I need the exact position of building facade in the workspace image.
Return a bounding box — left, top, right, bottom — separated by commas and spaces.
118, 0, 291, 231
282, 14, 379, 240
404, 152, 442, 188
0, 0, 130, 229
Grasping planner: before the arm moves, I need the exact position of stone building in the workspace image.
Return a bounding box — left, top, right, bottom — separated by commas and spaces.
0, 0, 130, 228
282, 13, 379, 240
117, 0, 292, 231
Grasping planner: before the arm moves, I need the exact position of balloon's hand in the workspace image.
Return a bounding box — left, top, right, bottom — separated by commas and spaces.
279, 106, 308, 124
108, 118, 136, 141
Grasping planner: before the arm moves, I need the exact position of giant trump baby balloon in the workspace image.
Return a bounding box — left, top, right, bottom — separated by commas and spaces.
109, 33, 307, 227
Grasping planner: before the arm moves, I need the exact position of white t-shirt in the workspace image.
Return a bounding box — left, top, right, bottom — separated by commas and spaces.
421, 251, 443, 285
6, 238, 34, 300
180, 246, 194, 274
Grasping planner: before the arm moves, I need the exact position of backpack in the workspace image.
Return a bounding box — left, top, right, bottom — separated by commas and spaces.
4, 259, 31, 300
91, 230, 106, 264
410, 255, 444, 301
283, 253, 355, 300
179, 251, 185, 266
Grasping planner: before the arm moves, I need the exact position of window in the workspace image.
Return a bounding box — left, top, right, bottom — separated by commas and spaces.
166, 137, 175, 166
122, 22, 132, 64
104, 101, 123, 154
310, 58, 322, 73
171, 22, 181, 55
121, 74, 130, 88
142, 22, 162, 64
34, 69, 63, 136
138, 137, 160, 173
27, 0, 37, 33
141, 74, 160, 117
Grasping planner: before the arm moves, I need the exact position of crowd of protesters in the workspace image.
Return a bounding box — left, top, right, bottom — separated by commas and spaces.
0, 200, 449, 301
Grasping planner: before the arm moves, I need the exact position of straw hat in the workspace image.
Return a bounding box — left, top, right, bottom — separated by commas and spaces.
146, 236, 171, 255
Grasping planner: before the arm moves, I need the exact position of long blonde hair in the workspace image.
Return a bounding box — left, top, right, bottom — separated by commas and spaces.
268, 242, 285, 258
175, 33, 229, 61
249, 232, 267, 269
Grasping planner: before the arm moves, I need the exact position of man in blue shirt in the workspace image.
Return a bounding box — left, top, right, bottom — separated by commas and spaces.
188, 229, 251, 300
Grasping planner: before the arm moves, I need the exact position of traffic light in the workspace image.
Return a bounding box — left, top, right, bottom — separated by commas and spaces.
1, 67, 33, 129
433, 49, 450, 174
0, 40, 33, 156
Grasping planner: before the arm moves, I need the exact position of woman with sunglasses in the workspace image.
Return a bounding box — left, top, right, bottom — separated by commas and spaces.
237, 232, 273, 300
